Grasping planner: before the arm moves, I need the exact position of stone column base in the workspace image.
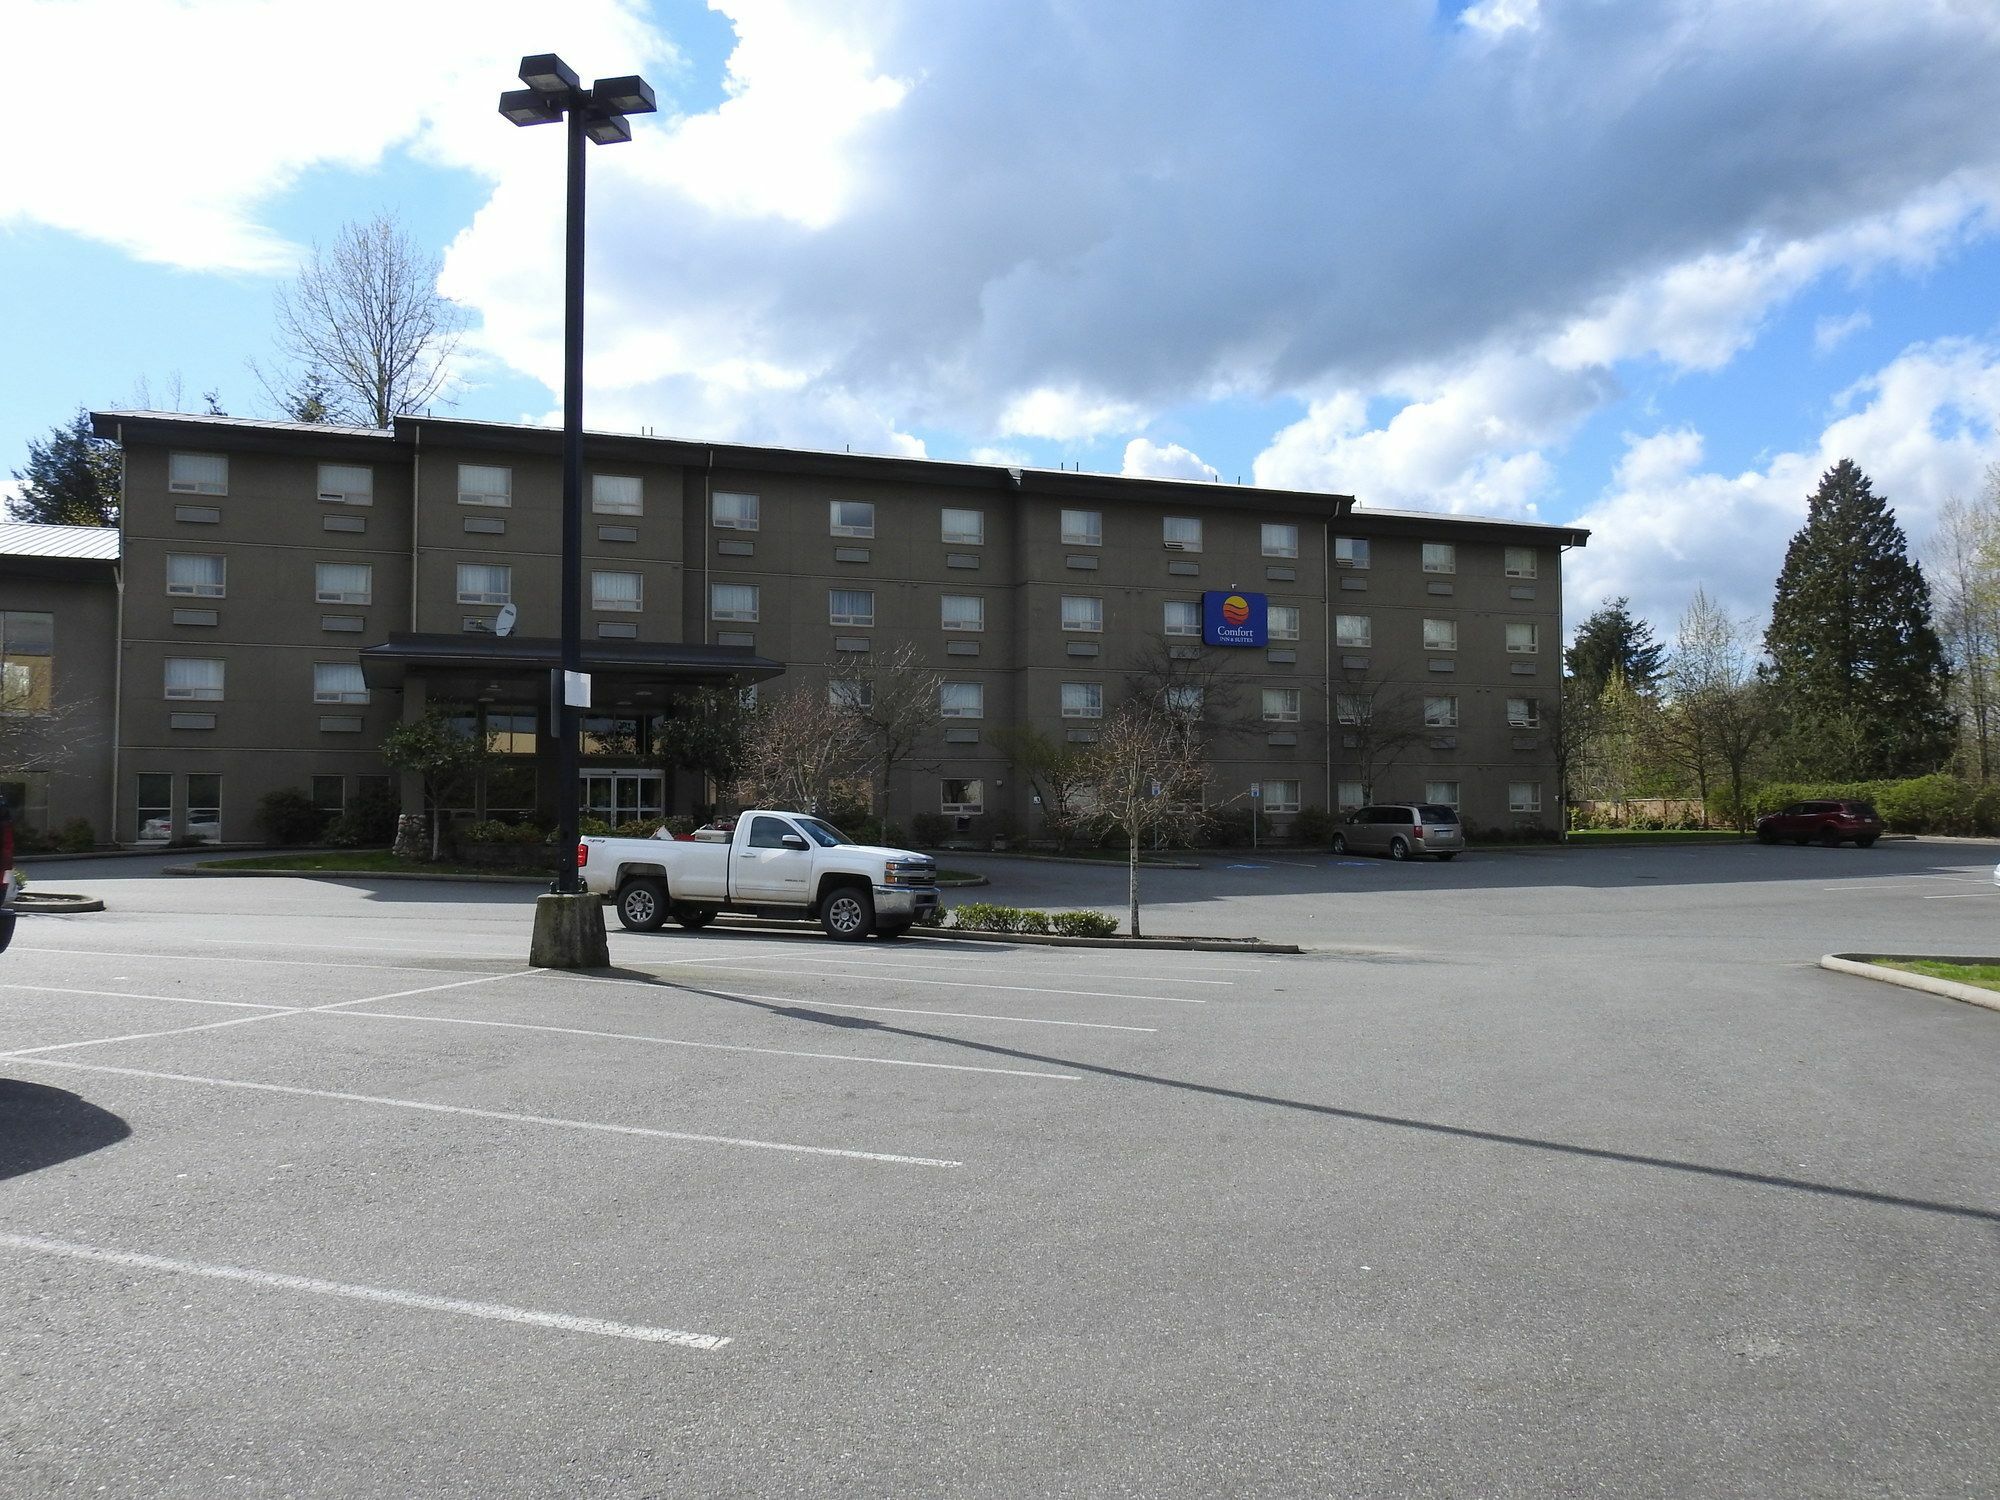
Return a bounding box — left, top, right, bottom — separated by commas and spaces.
530, 892, 609, 969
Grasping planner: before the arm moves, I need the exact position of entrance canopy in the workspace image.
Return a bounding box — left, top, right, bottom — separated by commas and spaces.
358, 632, 784, 708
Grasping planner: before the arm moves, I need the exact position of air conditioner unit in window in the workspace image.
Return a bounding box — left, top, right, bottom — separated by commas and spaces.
1335, 558, 1356, 567
1163, 540, 1188, 551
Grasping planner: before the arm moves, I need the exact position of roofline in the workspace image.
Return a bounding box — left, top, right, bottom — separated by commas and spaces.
1349, 506, 1591, 547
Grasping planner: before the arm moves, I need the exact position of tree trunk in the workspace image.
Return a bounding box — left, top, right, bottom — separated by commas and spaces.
429, 788, 442, 862
1127, 838, 1140, 939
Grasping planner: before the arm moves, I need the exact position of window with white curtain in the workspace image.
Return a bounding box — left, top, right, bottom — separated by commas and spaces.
1061, 595, 1103, 632
828, 588, 875, 626
164, 658, 224, 700
166, 554, 224, 598
1510, 782, 1543, 813
1061, 682, 1103, 718
1337, 781, 1366, 809
1507, 696, 1541, 728
829, 679, 872, 711
1425, 781, 1462, 807
592, 571, 642, 611
941, 779, 984, 813
712, 491, 759, 530
1334, 536, 1370, 568
829, 500, 875, 537
1062, 509, 1102, 546
711, 583, 760, 621
940, 682, 984, 718
1425, 695, 1459, 727
168, 452, 227, 495
315, 562, 372, 604
457, 465, 511, 506
1505, 546, 1538, 578
1335, 693, 1370, 725
1259, 781, 1302, 813
592, 474, 643, 516
1262, 523, 1299, 558
456, 564, 512, 604
1336, 614, 1372, 647
941, 594, 984, 631
1162, 516, 1202, 551
1163, 601, 1201, 637
1424, 617, 1458, 651
1261, 689, 1301, 722
941, 508, 984, 545
1165, 684, 1203, 715
313, 663, 369, 704
317, 464, 372, 504
1506, 622, 1540, 654
1268, 605, 1302, 641
1423, 542, 1456, 574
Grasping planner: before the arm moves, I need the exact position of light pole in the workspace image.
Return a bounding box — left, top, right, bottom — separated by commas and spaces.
502, 54, 653, 965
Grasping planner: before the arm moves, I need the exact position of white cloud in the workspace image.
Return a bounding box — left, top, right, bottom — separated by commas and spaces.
1566, 339, 2000, 636
1814, 309, 1874, 353
1121, 439, 1218, 482
996, 387, 1146, 442
1459, 0, 1542, 39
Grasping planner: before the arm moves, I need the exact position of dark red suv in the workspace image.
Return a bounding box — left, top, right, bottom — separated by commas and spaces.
1755, 799, 1884, 848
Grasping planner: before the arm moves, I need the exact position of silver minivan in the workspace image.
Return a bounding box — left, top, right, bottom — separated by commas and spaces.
1333, 803, 1464, 861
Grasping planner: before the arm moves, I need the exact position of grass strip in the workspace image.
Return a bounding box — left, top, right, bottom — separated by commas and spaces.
1875, 960, 2000, 993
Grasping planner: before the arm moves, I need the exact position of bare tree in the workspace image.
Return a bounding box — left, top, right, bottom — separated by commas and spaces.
828, 642, 945, 823
1927, 474, 2000, 780
1121, 640, 1255, 749
991, 724, 1095, 851
1327, 664, 1427, 803
1546, 673, 1600, 836
732, 687, 873, 815
1655, 589, 1731, 822
1074, 703, 1211, 938
0, 672, 93, 789
264, 213, 465, 428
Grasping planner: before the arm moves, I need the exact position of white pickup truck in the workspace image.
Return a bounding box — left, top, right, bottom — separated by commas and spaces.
579, 810, 940, 941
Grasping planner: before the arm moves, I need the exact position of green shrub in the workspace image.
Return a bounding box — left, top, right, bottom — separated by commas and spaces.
325, 781, 399, 847
1748, 773, 1994, 835
1204, 806, 1255, 847
54, 818, 95, 853
1290, 805, 1336, 847
910, 812, 949, 847
463, 819, 548, 845
1014, 909, 1051, 934
257, 787, 330, 846
1050, 910, 1118, 937
914, 905, 945, 927
949, 901, 1015, 932
577, 816, 615, 837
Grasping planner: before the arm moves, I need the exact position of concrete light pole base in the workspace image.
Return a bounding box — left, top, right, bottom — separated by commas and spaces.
531, 892, 609, 969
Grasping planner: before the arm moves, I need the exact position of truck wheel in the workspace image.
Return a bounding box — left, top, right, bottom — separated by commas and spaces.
615, 878, 667, 931
673, 904, 717, 930
820, 886, 873, 941
876, 920, 912, 940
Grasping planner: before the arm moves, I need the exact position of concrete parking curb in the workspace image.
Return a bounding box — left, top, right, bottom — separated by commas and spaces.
1820, 953, 2000, 1015
919, 850, 1203, 870
170, 864, 547, 886
10, 893, 105, 913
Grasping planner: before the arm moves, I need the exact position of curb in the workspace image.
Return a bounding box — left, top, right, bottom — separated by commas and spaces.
703, 914, 1298, 953
1820, 953, 2000, 1015
920, 850, 1203, 870
10, 893, 106, 913
933, 876, 990, 888
170, 864, 547, 886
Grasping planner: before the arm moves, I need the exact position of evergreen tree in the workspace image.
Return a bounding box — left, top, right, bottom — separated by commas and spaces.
279, 369, 340, 424
1565, 597, 1666, 697
1763, 459, 1954, 777
8, 408, 120, 526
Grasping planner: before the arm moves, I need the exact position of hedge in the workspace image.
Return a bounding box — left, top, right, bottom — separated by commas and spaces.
1745, 774, 2000, 835
946, 902, 1119, 937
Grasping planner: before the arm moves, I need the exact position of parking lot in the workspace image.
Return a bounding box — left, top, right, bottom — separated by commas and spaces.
4, 840, 1998, 1498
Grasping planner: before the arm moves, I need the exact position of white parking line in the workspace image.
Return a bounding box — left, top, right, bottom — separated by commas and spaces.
0, 1232, 732, 1349
1921, 893, 1989, 900
0, 984, 291, 1012
5, 1058, 967, 1167
543, 975, 1151, 1032
618, 961, 1205, 1004
8, 947, 501, 977
673, 952, 1235, 986
315, 1007, 1081, 1078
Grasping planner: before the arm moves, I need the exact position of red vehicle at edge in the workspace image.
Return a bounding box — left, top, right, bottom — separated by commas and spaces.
1755, 799, 1884, 848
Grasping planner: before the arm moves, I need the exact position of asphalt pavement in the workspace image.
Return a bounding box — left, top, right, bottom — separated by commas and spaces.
2, 839, 1996, 1498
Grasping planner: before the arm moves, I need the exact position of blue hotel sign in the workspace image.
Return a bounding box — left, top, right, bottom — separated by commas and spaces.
1202, 590, 1268, 647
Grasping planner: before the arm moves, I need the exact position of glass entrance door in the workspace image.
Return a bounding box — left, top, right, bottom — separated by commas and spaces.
580, 770, 664, 828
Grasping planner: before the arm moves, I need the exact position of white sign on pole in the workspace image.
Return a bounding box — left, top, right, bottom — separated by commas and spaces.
1250, 784, 1262, 798
564, 670, 592, 708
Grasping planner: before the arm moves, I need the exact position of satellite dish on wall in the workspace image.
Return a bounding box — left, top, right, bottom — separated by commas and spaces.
494, 603, 518, 637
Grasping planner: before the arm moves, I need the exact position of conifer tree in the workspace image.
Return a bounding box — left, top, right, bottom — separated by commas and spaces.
9, 408, 120, 526
1564, 597, 1666, 697
1763, 459, 1953, 777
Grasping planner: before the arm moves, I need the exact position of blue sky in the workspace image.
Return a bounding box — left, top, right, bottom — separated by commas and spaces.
7, 0, 2000, 643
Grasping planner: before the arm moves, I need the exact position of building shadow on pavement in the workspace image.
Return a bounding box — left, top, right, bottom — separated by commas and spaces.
0, 1080, 132, 1180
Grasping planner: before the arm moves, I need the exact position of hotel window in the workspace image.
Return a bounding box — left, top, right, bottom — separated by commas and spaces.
940, 682, 984, 718
1163, 600, 1201, 637
1061, 595, 1104, 633
1165, 684, 1204, 715
1424, 617, 1458, 651
1335, 694, 1370, 725
1335, 613, 1371, 648
1423, 542, 1456, 574
317, 463, 372, 505
1261, 688, 1301, 723
941, 594, 985, 632
313, 662, 368, 704
1162, 516, 1202, 551
941, 508, 984, 545
164, 658, 224, 701
828, 588, 876, 627
1, 611, 55, 712
1268, 605, 1302, 641
1507, 696, 1541, 728
1062, 509, 1102, 546
592, 474, 642, 516
457, 464, 511, 506
1262, 523, 1299, 558
186, 774, 222, 842
456, 564, 512, 605
1424, 695, 1459, 728
311, 776, 346, 815
1510, 782, 1543, 813
1337, 781, 1366, 810
1061, 682, 1104, 718
711, 583, 760, 622
829, 679, 872, 711
713, 491, 759, 530
592, 571, 642, 612
165, 554, 224, 598
1507, 622, 1540, 654
941, 778, 985, 814
315, 563, 372, 605
168, 452, 227, 495
1505, 546, 1538, 578
135, 773, 172, 842
1425, 781, 1461, 807
830, 499, 875, 537
1334, 536, 1370, 568
1260, 780, 1301, 814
